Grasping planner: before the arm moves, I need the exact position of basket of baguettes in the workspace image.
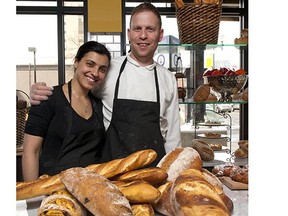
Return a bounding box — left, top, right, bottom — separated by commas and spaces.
175, 0, 223, 44
17, 148, 236, 216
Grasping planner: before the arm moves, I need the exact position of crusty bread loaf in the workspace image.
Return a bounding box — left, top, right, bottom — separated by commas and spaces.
238, 140, 248, 151
170, 169, 230, 216
60, 167, 133, 216
17, 149, 157, 200
230, 166, 248, 184
152, 181, 174, 216
112, 167, 168, 186
234, 147, 248, 158
206, 93, 218, 102
131, 204, 155, 216
157, 147, 203, 182
191, 139, 215, 161
112, 180, 161, 204
193, 84, 210, 102
37, 189, 87, 216
202, 169, 234, 213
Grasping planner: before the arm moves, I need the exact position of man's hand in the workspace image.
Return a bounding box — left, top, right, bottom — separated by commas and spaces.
30, 82, 53, 105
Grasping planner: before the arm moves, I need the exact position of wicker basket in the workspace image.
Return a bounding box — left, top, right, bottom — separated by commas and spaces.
176, 1, 222, 44
16, 90, 29, 148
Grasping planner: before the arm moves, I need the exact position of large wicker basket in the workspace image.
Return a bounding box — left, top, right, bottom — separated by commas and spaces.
176, 1, 222, 44
16, 90, 29, 148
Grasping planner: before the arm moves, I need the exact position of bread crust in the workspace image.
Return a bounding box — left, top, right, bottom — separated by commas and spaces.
113, 180, 161, 204
170, 169, 230, 216
131, 204, 155, 216
60, 167, 133, 216
157, 147, 203, 181
112, 167, 168, 186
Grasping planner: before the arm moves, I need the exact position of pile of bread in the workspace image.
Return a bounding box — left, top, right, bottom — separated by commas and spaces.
17, 148, 234, 216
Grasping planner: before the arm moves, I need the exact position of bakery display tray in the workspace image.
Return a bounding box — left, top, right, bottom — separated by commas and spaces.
219, 176, 248, 190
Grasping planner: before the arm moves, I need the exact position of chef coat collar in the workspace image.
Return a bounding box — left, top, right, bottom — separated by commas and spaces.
127, 54, 156, 71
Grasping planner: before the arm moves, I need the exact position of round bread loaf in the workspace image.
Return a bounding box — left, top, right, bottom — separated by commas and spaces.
234, 147, 248, 158
157, 147, 203, 182
193, 84, 210, 102
170, 169, 230, 216
131, 204, 154, 216
191, 139, 215, 161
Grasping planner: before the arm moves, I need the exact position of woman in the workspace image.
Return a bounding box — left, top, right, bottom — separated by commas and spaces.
22, 41, 111, 181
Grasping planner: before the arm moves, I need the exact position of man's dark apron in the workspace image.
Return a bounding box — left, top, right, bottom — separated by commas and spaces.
101, 58, 166, 167
39, 81, 105, 176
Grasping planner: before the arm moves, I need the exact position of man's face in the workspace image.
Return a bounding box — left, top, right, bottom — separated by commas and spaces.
128, 11, 164, 66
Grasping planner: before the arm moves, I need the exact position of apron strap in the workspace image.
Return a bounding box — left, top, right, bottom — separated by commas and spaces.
68, 80, 72, 104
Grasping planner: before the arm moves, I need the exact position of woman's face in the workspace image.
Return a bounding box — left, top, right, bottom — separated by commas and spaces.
128, 11, 163, 66
74, 51, 109, 90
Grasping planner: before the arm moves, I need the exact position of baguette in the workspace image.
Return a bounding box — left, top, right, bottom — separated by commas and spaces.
17, 149, 157, 200
113, 180, 161, 204
60, 167, 133, 216
112, 167, 168, 186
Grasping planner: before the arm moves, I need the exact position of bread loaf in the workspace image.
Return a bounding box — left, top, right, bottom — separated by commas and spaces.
151, 182, 174, 216
60, 167, 133, 216
193, 84, 210, 102
238, 140, 248, 151
37, 189, 87, 216
17, 149, 157, 200
157, 147, 203, 182
131, 204, 155, 216
191, 139, 215, 161
170, 169, 230, 216
230, 166, 248, 184
202, 169, 234, 213
234, 147, 248, 158
112, 180, 161, 204
112, 167, 168, 186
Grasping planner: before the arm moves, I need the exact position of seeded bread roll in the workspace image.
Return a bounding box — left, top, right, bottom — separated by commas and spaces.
60, 167, 133, 216
157, 147, 203, 182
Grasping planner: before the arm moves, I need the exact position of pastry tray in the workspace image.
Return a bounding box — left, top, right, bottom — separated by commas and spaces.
219, 176, 248, 190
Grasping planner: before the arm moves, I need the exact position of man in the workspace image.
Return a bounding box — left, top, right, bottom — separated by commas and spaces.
30, 3, 181, 166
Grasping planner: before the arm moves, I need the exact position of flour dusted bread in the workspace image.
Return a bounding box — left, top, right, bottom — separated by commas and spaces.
157, 147, 203, 181
170, 169, 230, 216
37, 189, 86, 216
60, 167, 133, 216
